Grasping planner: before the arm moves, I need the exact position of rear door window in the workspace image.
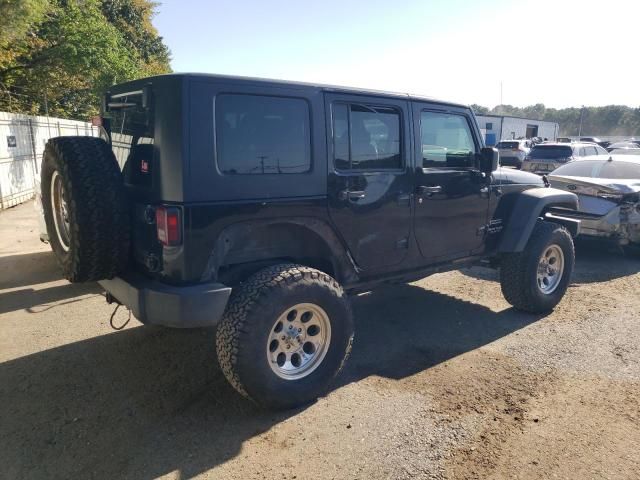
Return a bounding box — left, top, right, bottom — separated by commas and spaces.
529, 145, 573, 160
332, 103, 402, 171
420, 111, 476, 168
216, 94, 311, 175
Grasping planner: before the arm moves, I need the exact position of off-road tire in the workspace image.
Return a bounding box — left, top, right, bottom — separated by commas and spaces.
500, 221, 574, 313
41, 137, 129, 282
216, 264, 354, 410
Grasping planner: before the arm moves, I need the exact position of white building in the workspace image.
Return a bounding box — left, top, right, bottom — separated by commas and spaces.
475, 114, 559, 146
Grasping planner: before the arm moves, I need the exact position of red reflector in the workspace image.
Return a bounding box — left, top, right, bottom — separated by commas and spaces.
156, 206, 182, 246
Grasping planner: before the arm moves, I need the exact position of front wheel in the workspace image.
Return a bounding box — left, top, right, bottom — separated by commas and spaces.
500, 221, 575, 313
216, 264, 354, 410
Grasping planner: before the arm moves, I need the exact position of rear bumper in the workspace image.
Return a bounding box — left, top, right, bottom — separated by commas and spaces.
99, 272, 232, 328
500, 156, 523, 167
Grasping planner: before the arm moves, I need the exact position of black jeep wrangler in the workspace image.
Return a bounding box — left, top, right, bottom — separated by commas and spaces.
40, 74, 580, 409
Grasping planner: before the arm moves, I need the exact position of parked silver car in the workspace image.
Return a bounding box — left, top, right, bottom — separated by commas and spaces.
495, 139, 532, 169
547, 155, 640, 250
522, 142, 608, 174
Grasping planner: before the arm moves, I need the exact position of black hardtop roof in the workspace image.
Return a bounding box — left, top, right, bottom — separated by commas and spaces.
111, 72, 469, 109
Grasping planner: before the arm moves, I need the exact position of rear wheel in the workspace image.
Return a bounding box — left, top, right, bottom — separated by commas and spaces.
500, 221, 574, 313
216, 264, 354, 410
41, 137, 130, 282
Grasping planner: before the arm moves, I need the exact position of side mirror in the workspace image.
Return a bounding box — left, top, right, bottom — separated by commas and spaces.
480, 147, 499, 174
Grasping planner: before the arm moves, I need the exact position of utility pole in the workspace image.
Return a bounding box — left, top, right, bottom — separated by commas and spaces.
578, 105, 585, 137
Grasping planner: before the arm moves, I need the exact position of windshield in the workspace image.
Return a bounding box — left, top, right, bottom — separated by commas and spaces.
529, 145, 573, 159
552, 160, 640, 179
610, 149, 640, 155
608, 142, 638, 149
496, 141, 519, 149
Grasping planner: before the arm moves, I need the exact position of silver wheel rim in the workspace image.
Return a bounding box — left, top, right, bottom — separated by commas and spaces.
50, 171, 71, 252
536, 244, 564, 294
266, 303, 332, 380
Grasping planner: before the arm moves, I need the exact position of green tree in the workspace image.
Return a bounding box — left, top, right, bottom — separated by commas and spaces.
0, 0, 170, 118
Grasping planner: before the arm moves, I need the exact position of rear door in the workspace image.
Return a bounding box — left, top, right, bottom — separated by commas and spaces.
326, 93, 413, 272
412, 104, 490, 261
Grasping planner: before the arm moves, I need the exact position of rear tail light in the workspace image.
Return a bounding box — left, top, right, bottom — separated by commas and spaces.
156, 206, 182, 246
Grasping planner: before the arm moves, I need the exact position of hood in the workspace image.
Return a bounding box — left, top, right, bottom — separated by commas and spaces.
494, 167, 545, 186
548, 175, 640, 195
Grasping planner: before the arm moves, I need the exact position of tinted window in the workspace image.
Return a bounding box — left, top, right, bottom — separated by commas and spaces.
553, 160, 640, 179
497, 141, 519, 149
216, 94, 311, 175
421, 111, 475, 168
529, 145, 573, 160
108, 102, 154, 170
332, 103, 402, 170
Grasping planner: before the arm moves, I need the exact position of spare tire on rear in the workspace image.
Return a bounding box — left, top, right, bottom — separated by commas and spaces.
41, 137, 130, 282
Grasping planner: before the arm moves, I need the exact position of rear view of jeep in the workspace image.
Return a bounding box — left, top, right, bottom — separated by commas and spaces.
40, 74, 579, 410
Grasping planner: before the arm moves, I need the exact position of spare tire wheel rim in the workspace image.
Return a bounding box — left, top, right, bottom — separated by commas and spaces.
51, 171, 71, 252
267, 303, 332, 380
536, 244, 564, 294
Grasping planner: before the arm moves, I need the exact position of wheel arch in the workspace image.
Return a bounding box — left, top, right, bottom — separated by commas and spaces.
498, 187, 579, 253
205, 218, 358, 285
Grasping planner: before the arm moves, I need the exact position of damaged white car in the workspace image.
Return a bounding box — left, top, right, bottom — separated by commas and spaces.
547, 155, 640, 252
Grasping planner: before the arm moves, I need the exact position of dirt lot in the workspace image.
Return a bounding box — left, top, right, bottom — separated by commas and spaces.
1, 201, 639, 480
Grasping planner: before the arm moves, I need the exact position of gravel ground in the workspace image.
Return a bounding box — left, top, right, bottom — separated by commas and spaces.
1, 201, 639, 480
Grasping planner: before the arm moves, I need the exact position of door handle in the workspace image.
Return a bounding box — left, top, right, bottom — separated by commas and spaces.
339, 189, 366, 201
416, 185, 442, 196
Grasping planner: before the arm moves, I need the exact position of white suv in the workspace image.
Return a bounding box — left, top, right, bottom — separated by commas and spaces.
495, 139, 532, 169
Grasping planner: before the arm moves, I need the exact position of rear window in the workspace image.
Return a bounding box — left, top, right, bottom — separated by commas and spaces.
497, 141, 519, 149
107, 92, 155, 187
552, 160, 640, 179
529, 145, 573, 160
215, 94, 311, 175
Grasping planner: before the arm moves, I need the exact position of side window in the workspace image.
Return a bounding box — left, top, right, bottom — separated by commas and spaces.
595, 145, 608, 155
332, 103, 402, 171
215, 94, 311, 175
578, 147, 586, 157
420, 111, 476, 168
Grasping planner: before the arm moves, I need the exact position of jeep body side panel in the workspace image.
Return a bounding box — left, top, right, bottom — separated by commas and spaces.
498, 187, 579, 252
184, 202, 358, 285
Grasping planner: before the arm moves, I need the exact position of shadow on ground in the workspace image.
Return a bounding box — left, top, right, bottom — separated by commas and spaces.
0, 281, 543, 479
461, 239, 640, 285
0, 251, 63, 290
3, 242, 636, 478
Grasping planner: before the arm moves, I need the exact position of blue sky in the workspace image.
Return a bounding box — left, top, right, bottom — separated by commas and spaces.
154, 0, 639, 108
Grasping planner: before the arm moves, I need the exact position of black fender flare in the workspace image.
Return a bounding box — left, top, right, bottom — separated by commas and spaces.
498, 188, 579, 253
202, 217, 359, 284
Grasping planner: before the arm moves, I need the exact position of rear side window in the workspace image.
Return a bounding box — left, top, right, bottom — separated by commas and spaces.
107, 93, 154, 186
420, 111, 476, 168
497, 141, 519, 149
332, 103, 402, 171
215, 94, 311, 175
529, 145, 573, 160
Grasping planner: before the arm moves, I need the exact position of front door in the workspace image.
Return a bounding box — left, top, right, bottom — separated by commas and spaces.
412, 104, 490, 261
326, 94, 413, 272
